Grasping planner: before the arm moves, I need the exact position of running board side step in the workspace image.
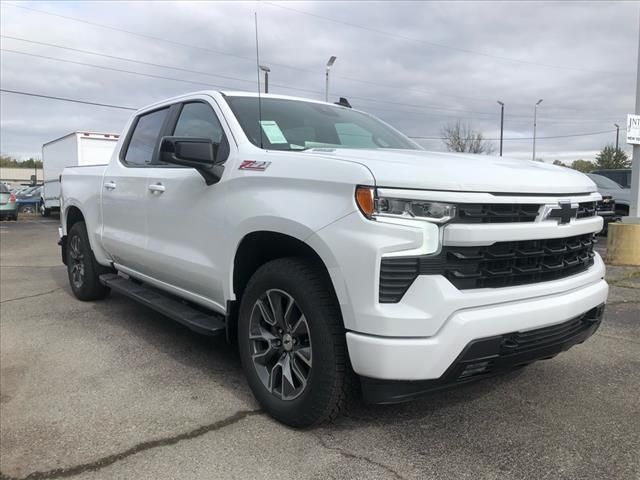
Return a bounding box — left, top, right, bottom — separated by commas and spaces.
99, 273, 225, 336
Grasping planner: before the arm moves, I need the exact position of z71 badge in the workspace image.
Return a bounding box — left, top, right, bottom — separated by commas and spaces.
239, 160, 271, 171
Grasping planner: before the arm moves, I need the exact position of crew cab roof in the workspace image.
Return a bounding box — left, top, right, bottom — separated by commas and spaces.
137, 90, 347, 114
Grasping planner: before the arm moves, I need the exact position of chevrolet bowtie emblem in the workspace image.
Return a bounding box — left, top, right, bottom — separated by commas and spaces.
546, 203, 578, 224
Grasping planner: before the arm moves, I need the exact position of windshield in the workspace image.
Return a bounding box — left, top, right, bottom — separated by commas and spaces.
587, 174, 623, 190
225, 96, 420, 151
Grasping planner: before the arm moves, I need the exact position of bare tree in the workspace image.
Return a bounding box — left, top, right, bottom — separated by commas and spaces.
441, 121, 495, 155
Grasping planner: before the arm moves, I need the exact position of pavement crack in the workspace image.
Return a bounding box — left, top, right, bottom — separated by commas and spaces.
312, 431, 407, 480
0, 409, 262, 480
0, 288, 62, 304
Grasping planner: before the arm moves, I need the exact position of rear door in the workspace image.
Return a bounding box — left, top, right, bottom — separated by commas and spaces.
101, 107, 171, 274
144, 98, 233, 309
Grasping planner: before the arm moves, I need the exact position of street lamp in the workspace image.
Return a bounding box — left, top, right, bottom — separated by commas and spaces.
614, 123, 620, 151
532, 99, 543, 161
497, 101, 504, 156
259, 64, 270, 93
325, 56, 337, 102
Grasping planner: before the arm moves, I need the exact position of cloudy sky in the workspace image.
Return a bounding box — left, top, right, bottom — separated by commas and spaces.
1, 1, 638, 162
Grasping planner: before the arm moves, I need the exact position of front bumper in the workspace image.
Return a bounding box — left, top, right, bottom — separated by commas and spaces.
346, 276, 608, 381
360, 303, 604, 404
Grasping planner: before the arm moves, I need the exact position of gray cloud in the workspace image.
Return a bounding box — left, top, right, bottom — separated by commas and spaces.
1, 0, 637, 161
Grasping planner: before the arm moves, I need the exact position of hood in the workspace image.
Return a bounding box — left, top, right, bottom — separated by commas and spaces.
305, 148, 596, 195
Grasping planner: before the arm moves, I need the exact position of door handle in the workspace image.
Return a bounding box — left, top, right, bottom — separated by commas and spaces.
148, 183, 165, 194
104, 181, 116, 190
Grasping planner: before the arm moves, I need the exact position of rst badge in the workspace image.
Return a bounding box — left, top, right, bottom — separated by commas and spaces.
239, 160, 271, 171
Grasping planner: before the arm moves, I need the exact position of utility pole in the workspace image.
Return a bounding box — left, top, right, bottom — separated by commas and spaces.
627, 23, 640, 221
259, 65, 270, 93
497, 101, 504, 156
325, 56, 336, 102
532, 99, 543, 161
614, 123, 620, 151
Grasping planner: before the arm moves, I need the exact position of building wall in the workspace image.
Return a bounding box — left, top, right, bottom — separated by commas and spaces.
0, 168, 44, 184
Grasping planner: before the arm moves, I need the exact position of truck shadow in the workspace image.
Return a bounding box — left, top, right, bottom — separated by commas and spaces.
51, 269, 526, 426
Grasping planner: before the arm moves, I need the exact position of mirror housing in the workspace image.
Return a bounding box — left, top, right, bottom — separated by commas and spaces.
159, 136, 224, 185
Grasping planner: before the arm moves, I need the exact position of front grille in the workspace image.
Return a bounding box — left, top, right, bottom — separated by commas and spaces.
500, 305, 603, 354
452, 204, 540, 223
577, 202, 596, 218
596, 197, 615, 214
454, 305, 604, 381
449, 201, 598, 224
379, 233, 596, 302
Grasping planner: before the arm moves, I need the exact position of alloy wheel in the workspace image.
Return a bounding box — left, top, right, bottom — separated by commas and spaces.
249, 289, 312, 400
68, 234, 85, 289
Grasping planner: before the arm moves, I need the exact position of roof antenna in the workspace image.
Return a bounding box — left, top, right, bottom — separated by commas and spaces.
254, 12, 264, 149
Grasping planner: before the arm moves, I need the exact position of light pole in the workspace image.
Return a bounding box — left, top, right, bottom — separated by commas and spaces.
259, 65, 270, 93
532, 99, 543, 161
497, 101, 504, 156
614, 123, 620, 151
325, 56, 336, 102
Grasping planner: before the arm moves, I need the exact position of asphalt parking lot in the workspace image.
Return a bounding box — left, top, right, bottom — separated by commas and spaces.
1, 218, 639, 480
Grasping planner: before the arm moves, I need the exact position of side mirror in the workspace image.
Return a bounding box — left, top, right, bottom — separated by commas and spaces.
159, 136, 224, 185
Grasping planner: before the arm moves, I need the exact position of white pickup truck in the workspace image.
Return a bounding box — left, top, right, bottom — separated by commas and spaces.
59, 91, 608, 427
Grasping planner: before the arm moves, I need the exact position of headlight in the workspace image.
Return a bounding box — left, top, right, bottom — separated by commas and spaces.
355, 186, 457, 224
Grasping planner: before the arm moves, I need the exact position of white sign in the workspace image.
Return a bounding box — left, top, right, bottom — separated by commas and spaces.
627, 114, 640, 145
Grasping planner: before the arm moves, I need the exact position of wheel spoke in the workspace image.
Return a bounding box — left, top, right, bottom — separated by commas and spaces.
250, 325, 278, 365
290, 356, 308, 389
266, 290, 287, 330
267, 354, 285, 393
69, 236, 84, 261
290, 314, 308, 336
280, 354, 297, 398
255, 299, 276, 326
282, 294, 296, 329
293, 347, 312, 368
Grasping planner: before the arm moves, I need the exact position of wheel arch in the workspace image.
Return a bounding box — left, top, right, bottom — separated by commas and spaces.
228, 230, 343, 341
65, 205, 85, 233
62, 204, 111, 267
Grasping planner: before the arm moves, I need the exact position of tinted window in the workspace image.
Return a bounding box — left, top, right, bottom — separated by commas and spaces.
588, 174, 623, 189
173, 103, 224, 143
124, 108, 169, 166
225, 96, 418, 151
608, 171, 623, 184
0, 184, 8, 194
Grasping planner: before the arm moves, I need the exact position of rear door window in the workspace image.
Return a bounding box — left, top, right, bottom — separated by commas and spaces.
124, 108, 170, 166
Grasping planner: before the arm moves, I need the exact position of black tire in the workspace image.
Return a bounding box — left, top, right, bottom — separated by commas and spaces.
40, 200, 51, 217
238, 257, 355, 428
66, 221, 111, 301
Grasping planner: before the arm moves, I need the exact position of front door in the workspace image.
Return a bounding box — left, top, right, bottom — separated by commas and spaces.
144, 99, 233, 310
101, 106, 171, 275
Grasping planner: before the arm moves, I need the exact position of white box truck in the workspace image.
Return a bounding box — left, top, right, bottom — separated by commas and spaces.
41, 132, 119, 216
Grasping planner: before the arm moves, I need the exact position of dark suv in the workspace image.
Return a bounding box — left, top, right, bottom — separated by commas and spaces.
591, 169, 631, 188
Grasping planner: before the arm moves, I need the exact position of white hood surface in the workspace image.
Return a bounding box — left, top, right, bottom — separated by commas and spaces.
306, 148, 597, 195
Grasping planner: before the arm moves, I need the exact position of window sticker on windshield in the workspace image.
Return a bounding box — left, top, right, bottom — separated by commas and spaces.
260, 120, 288, 144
